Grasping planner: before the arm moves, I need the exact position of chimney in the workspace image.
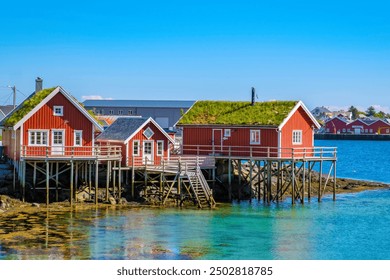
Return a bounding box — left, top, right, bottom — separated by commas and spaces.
251, 87, 255, 106
35, 77, 43, 93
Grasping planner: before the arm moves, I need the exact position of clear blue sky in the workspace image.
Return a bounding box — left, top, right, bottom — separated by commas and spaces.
1, 0, 389, 112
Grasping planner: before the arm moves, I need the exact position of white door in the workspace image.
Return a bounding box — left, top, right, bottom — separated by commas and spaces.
52, 130, 65, 155
354, 127, 361, 135
143, 141, 154, 164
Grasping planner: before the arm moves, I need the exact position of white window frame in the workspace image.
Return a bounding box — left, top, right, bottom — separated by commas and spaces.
53, 106, 63, 116
74, 130, 83, 146
28, 130, 49, 146
128, 110, 133, 115
118, 110, 123, 115
387, 129, 390, 133
133, 140, 140, 156
224, 129, 231, 137
143, 127, 154, 139
109, 110, 114, 115
250, 130, 261, 145
157, 140, 164, 156
292, 130, 302, 145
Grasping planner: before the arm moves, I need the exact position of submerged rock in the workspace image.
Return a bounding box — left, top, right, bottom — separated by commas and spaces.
109, 196, 117, 205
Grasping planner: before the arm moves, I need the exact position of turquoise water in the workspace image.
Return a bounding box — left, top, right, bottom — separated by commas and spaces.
1, 140, 389, 260
315, 139, 390, 183
1, 190, 390, 260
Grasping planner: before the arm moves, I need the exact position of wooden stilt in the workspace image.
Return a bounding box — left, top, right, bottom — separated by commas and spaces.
291, 161, 295, 205
75, 162, 79, 202
70, 160, 74, 206
228, 158, 232, 201
106, 161, 110, 201
22, 160, 26, 202
55, 162, 59, 202
46, 160, 49, 206
89, 161, 92, 200
308, 161, 312, 202
249, 159, 253, 202
318, 160, 323, 202
95, 160, 99, 205
118, 161, 122, 199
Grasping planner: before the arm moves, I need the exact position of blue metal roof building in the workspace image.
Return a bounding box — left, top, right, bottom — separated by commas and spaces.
83, 99, 195, 129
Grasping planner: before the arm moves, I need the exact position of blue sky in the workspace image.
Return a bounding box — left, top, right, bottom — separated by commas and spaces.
1, 0, 389, 112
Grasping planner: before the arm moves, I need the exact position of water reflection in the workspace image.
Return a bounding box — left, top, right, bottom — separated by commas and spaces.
1, 191, 390, 260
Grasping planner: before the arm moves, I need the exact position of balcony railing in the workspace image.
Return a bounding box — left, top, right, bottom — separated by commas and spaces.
181, 144, 337, 160
20, 145, 122, 160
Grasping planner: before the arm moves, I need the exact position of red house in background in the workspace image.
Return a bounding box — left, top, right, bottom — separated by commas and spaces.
176, 100, 320, 158
0, 86, 104, 160
324, 116, 349, 134
96, 117, 175, 166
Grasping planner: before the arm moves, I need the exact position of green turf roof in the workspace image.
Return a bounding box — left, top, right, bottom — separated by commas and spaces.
2, 87, 57, 126
177, 100, 299, 126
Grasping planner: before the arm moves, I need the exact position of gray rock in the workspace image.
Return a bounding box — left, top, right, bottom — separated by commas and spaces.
31, 203, 40, 207
108, 196, 117, 205
118, 197, 128, 205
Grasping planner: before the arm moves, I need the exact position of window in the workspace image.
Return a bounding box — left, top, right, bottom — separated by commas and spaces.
157, 140, 164, 156
109, 110, 114, 115
53, 106, 63, 116
365, 129, 368, 133
369, 129, 373, 133
143, 127, 154, 139
342, 128, 346, 133
52, 130, 64, 145
326, 128, 330, 132
29, 130, 48, 146
292, 130, 302, 145
128, 110, 133, 115
133, 140, 140, 156
118, 110, 123, 115
387, 129, 389, 133
250, 130, 260, 145
224, 129, 231, 137
74, 130, 82, 146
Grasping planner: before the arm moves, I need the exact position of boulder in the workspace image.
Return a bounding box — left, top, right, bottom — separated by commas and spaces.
108, 196, 117, 205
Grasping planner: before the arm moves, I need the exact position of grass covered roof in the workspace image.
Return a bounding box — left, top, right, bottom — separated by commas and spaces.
2, 87, 57, 126
177, 100, 299, 126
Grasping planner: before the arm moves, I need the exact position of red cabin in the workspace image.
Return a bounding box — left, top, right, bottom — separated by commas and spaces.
324, 116, 349, 134
0, 86, 104, 160
96, 117, 175, 166
176, 100, 320, 158
369, 119, 390, 135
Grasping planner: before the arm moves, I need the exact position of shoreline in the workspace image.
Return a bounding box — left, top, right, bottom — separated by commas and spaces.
1, 177, 389, 217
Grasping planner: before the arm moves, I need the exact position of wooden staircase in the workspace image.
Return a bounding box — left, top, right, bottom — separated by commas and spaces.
184, 167, 216, 208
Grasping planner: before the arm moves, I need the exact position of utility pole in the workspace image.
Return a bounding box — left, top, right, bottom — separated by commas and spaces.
11, 86, 16, 109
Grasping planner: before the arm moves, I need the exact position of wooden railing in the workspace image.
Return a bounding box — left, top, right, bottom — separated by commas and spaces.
20, 145, 122, 159
181, 144, 337, 160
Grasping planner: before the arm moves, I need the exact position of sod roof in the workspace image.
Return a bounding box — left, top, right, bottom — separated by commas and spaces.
177, 100, 299, 126
1, 87, 57, 127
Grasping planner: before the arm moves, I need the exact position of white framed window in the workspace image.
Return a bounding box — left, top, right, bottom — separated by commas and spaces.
109, 110, 114, 115
28, 130, 48, 146
53, 106, 63, 116
292, 130, 302, 145
342, 128, 346, 133
365, 129, 368, 133
52, 130, 64, 145
128, 110, 133, 115
224, 129, 231, 137
387, 129, 390, 133
157, 140, 164, 156
326, 128, 330, 132
74, 130, 82, 146
250, 130, 260, 145
133, 140, 140, 156
143, 127, 154, 139
118, 110, 123, 115
369, 129, 373, 133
